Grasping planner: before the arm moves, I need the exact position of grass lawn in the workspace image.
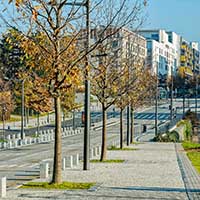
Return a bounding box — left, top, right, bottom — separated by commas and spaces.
182, 141, 200, 150
107, 146, 137, 151
21, 181, 95, 190
186, 152, 200, 173
182, 141, 200, 174
90, 159, 124, 163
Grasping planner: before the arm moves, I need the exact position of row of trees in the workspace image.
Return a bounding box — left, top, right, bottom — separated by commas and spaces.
0, 0, 153, 184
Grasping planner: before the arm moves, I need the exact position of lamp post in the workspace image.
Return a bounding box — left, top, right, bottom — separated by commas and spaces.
183, 71, 186, 115
2, 105, 6, 140
170, 64, 174, 121
65, 0, 90, 170
21, 79, 25, 140
195, 74, 198, 116
83, 0, 90, 170
155, 61, 158, 137
126, 104, 130, 145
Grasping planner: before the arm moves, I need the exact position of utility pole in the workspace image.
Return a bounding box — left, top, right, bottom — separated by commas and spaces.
126, 38, 131, 146
126, 105, 130, 145
21, 79, 25, 140
195, 75, 198, 116
155, 62, 158, 136
65, 0, 91, 170
170, 65, 174, 121
183, 72, 185, 115
83, 0, 90, 170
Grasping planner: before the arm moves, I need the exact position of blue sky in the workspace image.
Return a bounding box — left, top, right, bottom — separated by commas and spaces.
144, 0, 200, 44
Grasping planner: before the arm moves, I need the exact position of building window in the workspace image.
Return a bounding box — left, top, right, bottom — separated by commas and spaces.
151, 34, 159, 41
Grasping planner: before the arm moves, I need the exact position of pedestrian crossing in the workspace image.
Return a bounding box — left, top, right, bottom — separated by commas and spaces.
0, 163, 33, 169
134, 113, 170, 120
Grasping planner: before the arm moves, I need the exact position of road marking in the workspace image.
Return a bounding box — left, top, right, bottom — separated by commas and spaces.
18, 164, 30, 168
9, 164, 18, 168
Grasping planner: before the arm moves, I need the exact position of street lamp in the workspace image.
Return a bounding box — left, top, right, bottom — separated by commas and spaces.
65, 0, 90, 170
126, 104, 130, 145
1, 105, 7, 140
21, 79, 25, 140
170, 64, 174, 121
155, 61, 158, 137
195, 74, 198, 116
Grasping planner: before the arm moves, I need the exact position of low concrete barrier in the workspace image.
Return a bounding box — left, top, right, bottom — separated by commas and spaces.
66, 155, 73, 168
0, 177, 6, 198
40, 162, 49, 179
73, 154, 79, 166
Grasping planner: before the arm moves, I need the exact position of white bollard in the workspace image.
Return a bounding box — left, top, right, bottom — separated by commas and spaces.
40, 162, 49, 179
12, 134, 16, 140
90, 148, 93, 159
97, 146, 101, 156
17, 133, 21, 140
73, 154, 79, 166
66, 156, 73, 168
62, 158, 66, 170
94, 147, 99, 156
14, 140, 18, 148
24, 139, 27, 145
0, 177, 6, 198
8, 141, 12, 149
6, 135, 11, 140
93, 147, 97, 157
3, 143, 7, 149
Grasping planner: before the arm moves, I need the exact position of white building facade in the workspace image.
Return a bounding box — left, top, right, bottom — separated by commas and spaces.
139, 30, 181, 80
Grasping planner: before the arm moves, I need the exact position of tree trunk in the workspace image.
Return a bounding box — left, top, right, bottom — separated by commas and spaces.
37, 112, 40, 136
27, 107, 29, 125
130, 107, 134, 143
120, 108, 124, 149
100, 104, 107, 161
52, 96, 62, 184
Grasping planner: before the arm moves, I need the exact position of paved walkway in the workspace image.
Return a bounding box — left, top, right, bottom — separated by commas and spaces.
175, 143, 200, 199
6, 142, 200, 200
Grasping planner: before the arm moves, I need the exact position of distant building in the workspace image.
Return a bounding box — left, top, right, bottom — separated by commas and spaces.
138, 30, 180, 81
80, 26, 147, 69
180, 40, 200, 75
192, 43, 200, 74
138, 29, 200, 78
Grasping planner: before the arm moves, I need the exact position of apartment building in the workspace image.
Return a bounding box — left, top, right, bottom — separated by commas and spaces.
138, 29, 180, 80
180, 40, 200, 75
79, 26, 147, 68
138, 29, 200, 79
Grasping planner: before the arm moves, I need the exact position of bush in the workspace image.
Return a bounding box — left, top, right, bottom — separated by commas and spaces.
153, 131, 179, 142
168, 131, 179, 142
177, 119, 192, 141
184, 120, 192, 141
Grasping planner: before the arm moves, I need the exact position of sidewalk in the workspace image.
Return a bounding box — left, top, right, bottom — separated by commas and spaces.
6, 142, 197, 200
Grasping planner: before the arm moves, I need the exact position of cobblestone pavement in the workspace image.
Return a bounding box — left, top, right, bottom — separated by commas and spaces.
6, 186, 187, 200
6, 142, 190, 200
175, 143, 200, 200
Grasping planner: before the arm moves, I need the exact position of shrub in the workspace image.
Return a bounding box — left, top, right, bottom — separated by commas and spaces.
184, 120, 192, 141
153, 131, 179, 143
168, 131, 179, 142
